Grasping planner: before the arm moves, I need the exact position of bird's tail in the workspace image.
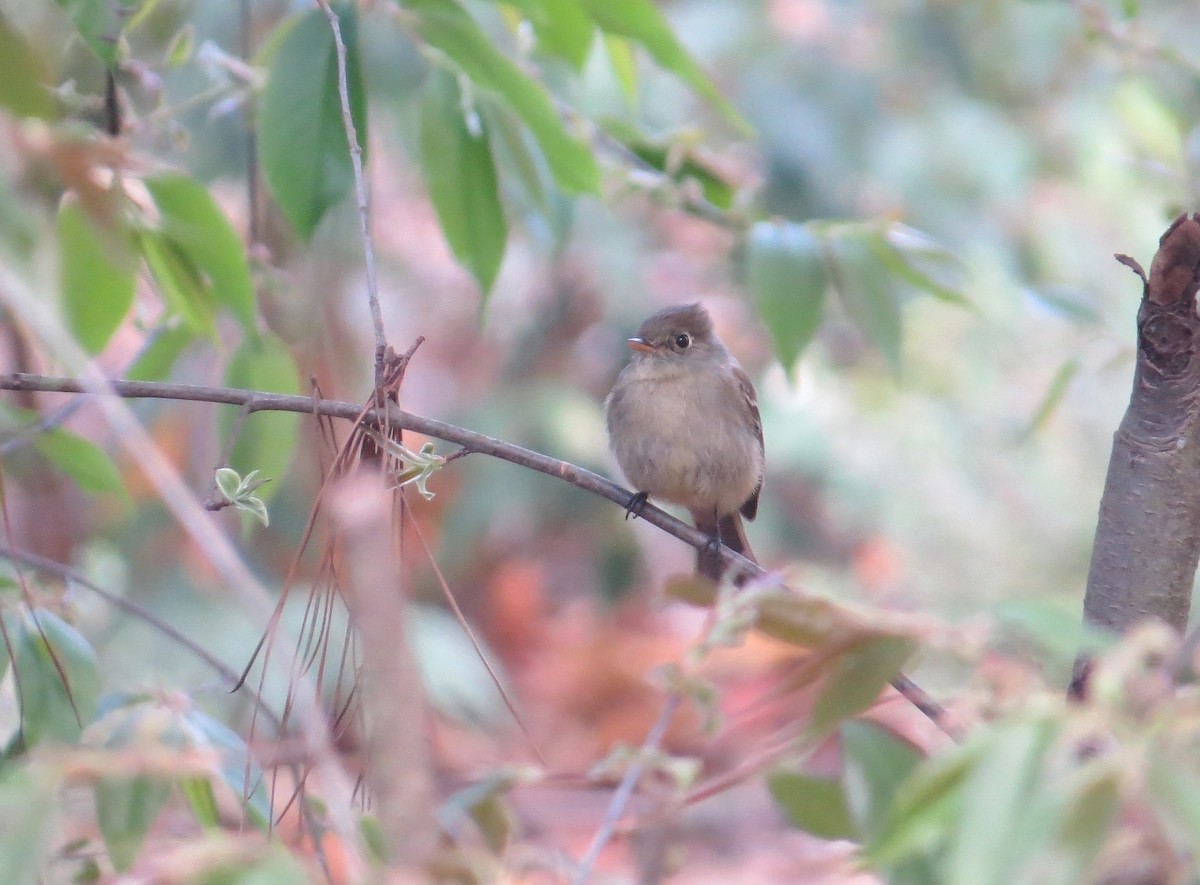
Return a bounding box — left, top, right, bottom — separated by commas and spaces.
694, 512, 757, 582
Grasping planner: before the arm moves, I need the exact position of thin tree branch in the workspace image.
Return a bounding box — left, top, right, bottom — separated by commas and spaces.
316, 0, 387, 376
0, 371, 948, 729
0, 372, 738, 570
0, 545, 282, 728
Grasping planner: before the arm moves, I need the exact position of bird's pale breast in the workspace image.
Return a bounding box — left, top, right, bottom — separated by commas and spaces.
606, 364, 762, 517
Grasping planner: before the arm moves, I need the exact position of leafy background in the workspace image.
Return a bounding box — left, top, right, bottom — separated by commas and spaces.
0, 0, 1198, 881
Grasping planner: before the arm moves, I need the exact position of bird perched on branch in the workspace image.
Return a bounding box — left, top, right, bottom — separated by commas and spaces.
605, 303, 764, 580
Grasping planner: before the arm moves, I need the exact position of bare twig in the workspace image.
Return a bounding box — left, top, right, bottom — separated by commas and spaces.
0, 371, 949, 731
316, 0, 386, 376
573, 692, 682, 884
0, 372, 742, 571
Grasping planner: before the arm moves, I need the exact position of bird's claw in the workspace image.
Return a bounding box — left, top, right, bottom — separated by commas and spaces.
625, 491, 649, 521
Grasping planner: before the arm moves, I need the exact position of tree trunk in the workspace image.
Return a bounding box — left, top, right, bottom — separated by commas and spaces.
1071, 214, 1200, 697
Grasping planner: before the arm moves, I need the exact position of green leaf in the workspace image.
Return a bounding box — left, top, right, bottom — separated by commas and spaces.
945, 718, 1058, 885
0, 13, 58, 119
139, 231, 217, 338
179, 777, 220, 828
58, 196, 136, 354
420, 70, 508, 295
33, 425, 123, 495
1146, 751, 1200, 844
876, 224, 970, 306
531, 0, 594, 69
222, 332, 300, 505
600, 118, 736, 210
768, 771, 856, 840
808, 637, 914, 738
747, 219, 827, 374
184, 708, 271, 829
54, 0, 136, 67
7, 609, 102, 746
867, 742, 980, 867
405, 0, 600, 195
829, 230, 903, 374
579, 0, 750, 134
258, 4, 367, 239
1020, 358, 1080, 440
604, 35, 638, 108
841, 720, 924, 842
163, 23, 194, 67
125, 323, 196, 382
1051, 763, 1120, 884
0, 764, 57, 885
94, 776, 171, 871
143, 173, 256, 332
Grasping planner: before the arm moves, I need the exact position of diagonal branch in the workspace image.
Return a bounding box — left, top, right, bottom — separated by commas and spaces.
0, 371, 947, 728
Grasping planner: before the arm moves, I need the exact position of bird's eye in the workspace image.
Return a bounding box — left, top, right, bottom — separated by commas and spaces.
674, 333, 691, 350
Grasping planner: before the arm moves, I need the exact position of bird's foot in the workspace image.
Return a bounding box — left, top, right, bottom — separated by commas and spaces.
625, 491, 649, 521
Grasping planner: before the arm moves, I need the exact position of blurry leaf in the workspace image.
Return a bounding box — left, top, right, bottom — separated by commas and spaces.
875, 225, 970, 306
604, 34, 637, 108
1024, 285, 1103, 325
143, 173, 256, 332
222, 333, 300, 504
54, 0, 135, 67
58, 195, 136, 354
808, 637, 915, 737
945, 717, 1057, 885
829, 230, 903, 374
409, 604, 506, 724
1113, 78, 1182, 169
841, 720, 924, 842
94, 776, 171, 871
139, 231, 217, 337
1020, 358, 1080, 439
868, 742, 980, 866
359, 814, 388, 863
8, 609, 102, 746
579, 0, 750, 134
601, 118, 736, 210
179, 777, 220, 828
531, 0, 593, 69
0, 764, 57, 885
406, 0, 600, 195
259, 4, 367, 239
992, 597, 1113, 666
1052, 763, 1120, 884
484, 102, 550, 215
1146, 751, 1200, 844
33, 426, 123, 494
438, 769, 532, 852
420, 70, 507, 296
768, 771, 855, 840
163, 23, 194, 67
747, 219, 827, 373
0, 13, 57, 119
125, 324, 196, 382
185, 708, 270, 828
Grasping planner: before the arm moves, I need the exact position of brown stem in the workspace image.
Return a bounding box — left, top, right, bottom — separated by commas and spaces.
0, 371, 946, 727
1073, 214, 1200, 697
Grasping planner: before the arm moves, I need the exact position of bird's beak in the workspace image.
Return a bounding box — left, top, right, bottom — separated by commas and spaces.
627, 337, 655, 353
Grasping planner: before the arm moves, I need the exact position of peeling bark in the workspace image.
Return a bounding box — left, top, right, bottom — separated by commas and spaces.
1071, 214, 1200, 697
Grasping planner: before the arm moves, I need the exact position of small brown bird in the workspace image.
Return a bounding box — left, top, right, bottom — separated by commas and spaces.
605, 303, 764, 580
